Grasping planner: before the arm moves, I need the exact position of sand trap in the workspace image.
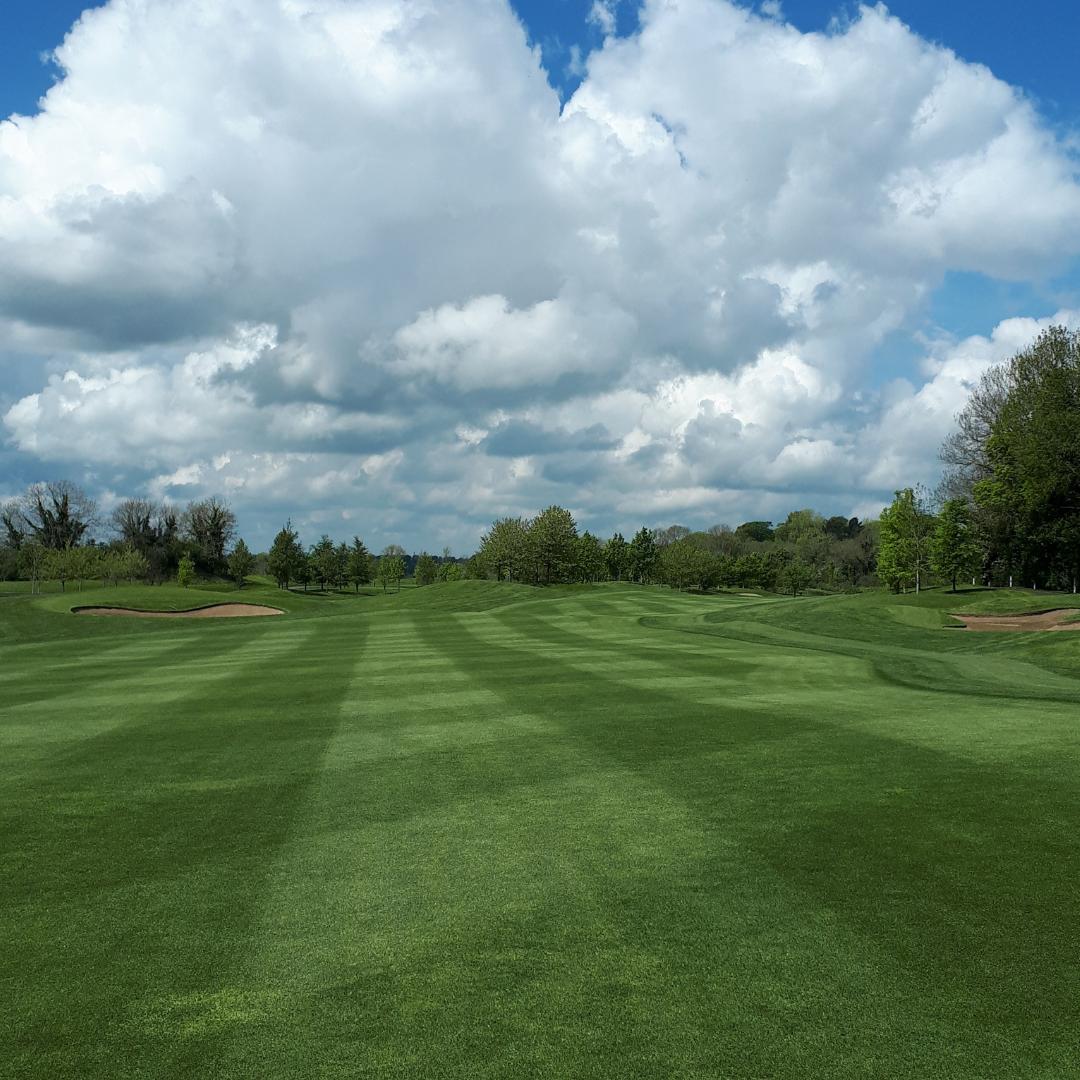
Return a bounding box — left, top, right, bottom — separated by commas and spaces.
952, 608, 1080, 632
74, 603, 284, 619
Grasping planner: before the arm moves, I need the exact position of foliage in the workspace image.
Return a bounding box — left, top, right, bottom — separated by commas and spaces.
931, 499, 981, 592
310, 535, 341, 590
530, 506, 579, 585
228, 538, 255, 589
604, 532, 630, 581
346, 537, 373, 591
176, 553, 196, 588
735, 520, 774, 542
576, 531, 606, 582
182, 496, 236, 576
375, 551, 406, 593
878, 488, 935, 593
628, 527, 659, 583
267, 521, 305, 590
414, 552, 438, 586
479, 516, 533, 581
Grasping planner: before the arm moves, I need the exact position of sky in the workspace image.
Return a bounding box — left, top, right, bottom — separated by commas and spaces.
2, 0, 1080, 553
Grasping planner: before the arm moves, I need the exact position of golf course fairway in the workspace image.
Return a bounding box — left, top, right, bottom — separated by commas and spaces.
3, 579, 1079, 1078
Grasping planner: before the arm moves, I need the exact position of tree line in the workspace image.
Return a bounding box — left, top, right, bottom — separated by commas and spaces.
4, 326, 1074, 597
473, 506, 878, 596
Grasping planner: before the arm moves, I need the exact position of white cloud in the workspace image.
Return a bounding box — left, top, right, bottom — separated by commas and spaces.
3, 0, 1080, 546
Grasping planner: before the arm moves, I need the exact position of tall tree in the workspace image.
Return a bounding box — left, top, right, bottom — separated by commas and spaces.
414, 552, 438, 585
267, 521, 305, 589
183, 496, 236, 575
530, 506, 579, 585
6, 481, 97, 549
310, 535, 339, 590
228, 538, 255, 589
628, 527, 659, 584
376, 552, 405, 593
878, 488, 935, 594
576, 531, 606, 582
930, 499, 980, 592
604, 532, 630, 581
346, 537, 372, 592
479, 517, 532, 581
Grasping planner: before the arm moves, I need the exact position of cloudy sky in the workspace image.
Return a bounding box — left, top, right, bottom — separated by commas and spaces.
3, 0, 1080, 552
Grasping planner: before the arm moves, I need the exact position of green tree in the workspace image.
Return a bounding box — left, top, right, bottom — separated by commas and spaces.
310, 535, 338, 590
479, 517, 532, 581
604, 532, 629, 581
878, 488, 935, 594
267, 521, 305, 590
575, 531, 605, 582
376, 553, 405, 593
735, 520, 774, 542
530, 506, 578, 585
439, 561, 463, 582
779, 557, 813, 597
628, 527, 659, 584
228, 538, 255, 589
346, 537, 372, 592
414, 552, 438, 585
658, 537, 716, 591
18, 542, 48, 594
931, 498, 981, 592
177, 553, 196, 588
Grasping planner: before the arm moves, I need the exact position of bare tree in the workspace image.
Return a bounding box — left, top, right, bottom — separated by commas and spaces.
5, 481, 97, 549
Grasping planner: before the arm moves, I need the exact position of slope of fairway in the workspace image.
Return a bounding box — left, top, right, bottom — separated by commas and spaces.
2, 583, 1079, 1078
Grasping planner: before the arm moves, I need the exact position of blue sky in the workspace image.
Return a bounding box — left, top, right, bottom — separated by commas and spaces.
2, 0, 1080, 548
7, 1, 1080, 122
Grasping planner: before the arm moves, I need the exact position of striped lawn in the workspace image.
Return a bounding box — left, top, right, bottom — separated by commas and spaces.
2, 579, 1079, 1078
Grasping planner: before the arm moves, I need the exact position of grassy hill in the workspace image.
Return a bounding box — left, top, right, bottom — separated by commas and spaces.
2, 581, 1079, 1077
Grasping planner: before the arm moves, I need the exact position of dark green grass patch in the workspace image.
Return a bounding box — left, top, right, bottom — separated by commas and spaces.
2, 584, 1079, 1077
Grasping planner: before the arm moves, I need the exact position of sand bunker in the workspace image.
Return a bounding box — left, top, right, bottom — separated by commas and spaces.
74, 603, 284, 619
952, 608, 1080, 632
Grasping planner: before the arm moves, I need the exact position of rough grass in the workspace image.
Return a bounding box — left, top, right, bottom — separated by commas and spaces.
2, 580, 1079, 1078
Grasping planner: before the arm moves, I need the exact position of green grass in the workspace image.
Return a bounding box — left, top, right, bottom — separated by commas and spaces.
3, 580, 1079, 1078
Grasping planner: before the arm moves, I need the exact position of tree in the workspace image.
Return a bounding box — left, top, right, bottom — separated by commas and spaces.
182, 496, 236, 575
333, 542, 350, 591
111, 498, 181, 581
6, 481, 97, 549
17, 543, 48, 594
576, 532, 606, 582
310, 535, 338, 590
346, 537, 372, 592
931, 499, 981, 592
415, 552, 438, 585
735, 520, 774, 542
774, 510, 826, 544
779, 558, 814, 597
177, 554, 196, 588
376, 552, 405, 593
604, 532, 630, 581
439, 561, 464, 582
267, 521, 305, 589
878, 488, 935, 594
530, 506, 578, 585
943, 325, 1080, 589
628, 527, 659, 584
479, 517, 532, 581
658, 537, 717, 591
228, 538, 255, 589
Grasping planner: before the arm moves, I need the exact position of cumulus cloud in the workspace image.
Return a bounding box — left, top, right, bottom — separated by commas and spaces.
3, 0, 1080, 546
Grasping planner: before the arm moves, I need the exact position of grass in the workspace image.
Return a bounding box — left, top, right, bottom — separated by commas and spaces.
2, 580, 1079, 1078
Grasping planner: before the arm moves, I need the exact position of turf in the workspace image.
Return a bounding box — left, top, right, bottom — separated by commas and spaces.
3, 580, 1079, 1078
